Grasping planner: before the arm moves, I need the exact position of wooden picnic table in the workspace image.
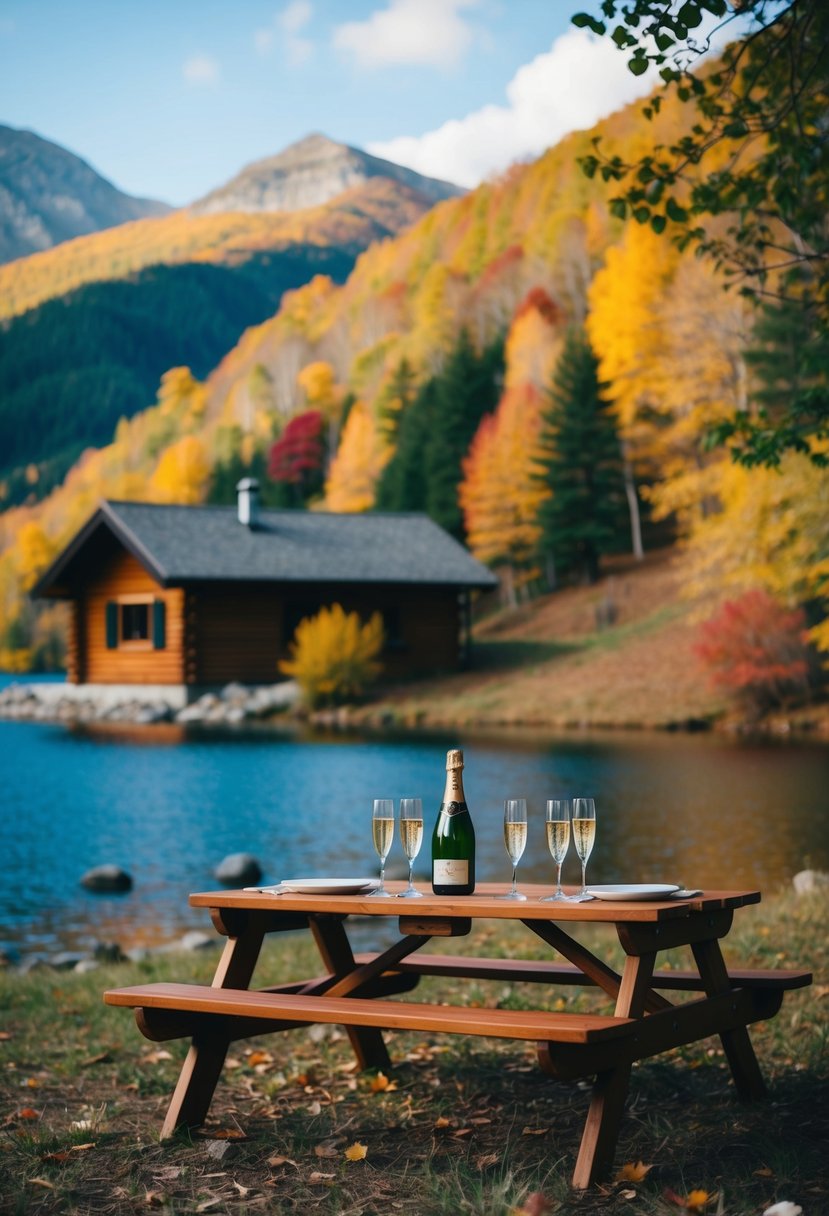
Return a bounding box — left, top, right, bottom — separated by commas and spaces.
105, 883, 811, 1188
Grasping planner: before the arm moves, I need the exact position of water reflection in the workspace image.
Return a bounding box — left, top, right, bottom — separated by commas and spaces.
1, 718, 827, 957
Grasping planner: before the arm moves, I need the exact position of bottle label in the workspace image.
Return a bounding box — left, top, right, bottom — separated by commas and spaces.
440, 801, 467, 818
433, 859, 469, 885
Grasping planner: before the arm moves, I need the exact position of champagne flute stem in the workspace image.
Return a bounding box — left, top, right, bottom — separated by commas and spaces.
556, 861, 562, 897
511, 866, 518, 896
379, 861, 385, 891
407, 860, 414, 892
580, 860, 587, 896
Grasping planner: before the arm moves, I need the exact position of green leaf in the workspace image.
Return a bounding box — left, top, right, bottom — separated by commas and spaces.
633, 205, 651, 223
677, 2, 703, 29
723, 119, 749, 139
650, 214, 667, 234
655, 31, 675, 52
572, 12, 606, 34
609, 198, 628, 220
628, 53, 650, 76
666, 197, 689, 223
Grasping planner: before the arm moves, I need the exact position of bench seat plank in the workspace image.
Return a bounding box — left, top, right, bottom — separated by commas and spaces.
104, 983, 635, 1044
367, 953, 812, 992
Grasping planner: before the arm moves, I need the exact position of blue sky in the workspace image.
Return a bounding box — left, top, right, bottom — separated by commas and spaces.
1, 0, 662, 207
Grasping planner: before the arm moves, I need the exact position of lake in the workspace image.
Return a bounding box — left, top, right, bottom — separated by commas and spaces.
2, 677, 828, 961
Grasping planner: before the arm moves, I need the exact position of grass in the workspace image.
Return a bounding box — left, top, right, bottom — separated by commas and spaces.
1, 888, 827, 1215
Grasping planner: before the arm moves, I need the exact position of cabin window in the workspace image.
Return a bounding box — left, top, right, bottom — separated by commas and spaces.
122, 602, 149, 641
105, 597, 166, 650
382, 606, 406, 651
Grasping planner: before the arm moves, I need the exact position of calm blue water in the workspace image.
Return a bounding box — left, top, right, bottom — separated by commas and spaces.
1, 674, 828, 958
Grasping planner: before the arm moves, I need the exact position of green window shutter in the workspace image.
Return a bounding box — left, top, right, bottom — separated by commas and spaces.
105, 601, 118, 649
152, 599, 166, 650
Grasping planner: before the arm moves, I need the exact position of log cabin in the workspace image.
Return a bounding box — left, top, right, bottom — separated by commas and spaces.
32, 483, 497, 700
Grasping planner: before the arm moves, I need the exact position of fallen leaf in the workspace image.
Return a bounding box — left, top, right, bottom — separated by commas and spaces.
370, 1071, 398, 1093
17, 1108, 41, 1120
469, 1116, 492, 1125
232, 1181, 250, 1198
71, 1143, 96, 1152
762, 1204, 803, 1216
196, 1198, 223, 1213
344, 1142, 368, 1161
521, 1126, 549, 1136
686, 1190, 713, 1210
41, 1151, 72, 1164
433, 1116, 450, 1129
452, 1128, 473, 1138
204, 1141, 230, 1161
314, 1142, 340, 1159
515, 1194, 553, 1216
620, 1190, 637, 1200
308, 1171, 335, 1183
23, 1077, 39, 1088
203, 1129, 246, 1140
30, 1178, 56, 1191
307, 1100, 322, 1116
617, 1161, 654, 1182
144, 1191, 165, 1208
81, 1052, 111, 1067
0, 1031, 12, 1040
475, 1152, 500, 1170
247, 1050, 272, 1066
267, 1155, 297, 1169
754, 1167, 774, 1178
142, 1050, 172, 1065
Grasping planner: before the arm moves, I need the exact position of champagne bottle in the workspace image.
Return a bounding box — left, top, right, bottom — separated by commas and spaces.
431, 748, 476, 895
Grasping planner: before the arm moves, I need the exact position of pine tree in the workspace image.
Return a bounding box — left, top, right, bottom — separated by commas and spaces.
536, 330, 627, 584
374, 378, 435, 512
424, 330, 504, 538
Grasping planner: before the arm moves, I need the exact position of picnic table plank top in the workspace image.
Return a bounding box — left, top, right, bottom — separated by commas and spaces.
190, 883, 761, 922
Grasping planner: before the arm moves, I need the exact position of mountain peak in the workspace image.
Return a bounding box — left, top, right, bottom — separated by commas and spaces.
0, 124, 170, 264
190, 132, 463, 217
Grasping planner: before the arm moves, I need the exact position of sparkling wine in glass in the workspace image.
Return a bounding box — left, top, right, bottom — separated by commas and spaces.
368, 798, 395, 897
500, 798, 528, 901
397, 797, 424, 898
541, 798, 571, 902
571, 797, 596, 902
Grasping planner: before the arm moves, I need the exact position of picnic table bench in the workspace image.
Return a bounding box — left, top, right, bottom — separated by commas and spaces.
105, 883, 811, 1188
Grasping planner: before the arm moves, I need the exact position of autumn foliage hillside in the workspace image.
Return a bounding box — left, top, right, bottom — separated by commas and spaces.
2, 69, 827, 693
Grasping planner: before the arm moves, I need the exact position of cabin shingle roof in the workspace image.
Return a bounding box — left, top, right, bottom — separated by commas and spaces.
34, 500, 498, 594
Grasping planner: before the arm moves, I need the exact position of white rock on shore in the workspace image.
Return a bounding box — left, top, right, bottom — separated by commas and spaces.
0, 680, 298, 726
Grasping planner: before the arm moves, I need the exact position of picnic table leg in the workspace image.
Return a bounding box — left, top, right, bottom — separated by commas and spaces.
309, 914, 392, 1072
159, 912, 267, 1139
691, 938, 766, 1100
572, 951, 657, 1188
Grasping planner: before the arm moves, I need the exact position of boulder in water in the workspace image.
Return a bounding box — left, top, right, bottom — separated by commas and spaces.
214, 853, 262, 885
80, 865, 133, 893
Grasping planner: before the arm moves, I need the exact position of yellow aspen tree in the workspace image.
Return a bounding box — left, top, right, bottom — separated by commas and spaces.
15, 521, 56, 592
323, 402, 390, 512
503, 288, 563, 393
149, 435, 210, 505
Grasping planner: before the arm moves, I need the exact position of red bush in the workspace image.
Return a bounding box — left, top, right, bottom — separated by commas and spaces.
267, 411, 325, 485
693, 589, 809, 711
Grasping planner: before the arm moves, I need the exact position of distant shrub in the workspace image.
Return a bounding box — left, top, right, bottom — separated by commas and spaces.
693, 589, 810, 713
279, 604, 384, 709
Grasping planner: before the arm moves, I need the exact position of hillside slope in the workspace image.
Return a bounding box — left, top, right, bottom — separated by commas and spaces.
0, 124, 169, 264
357, 551, 731, 731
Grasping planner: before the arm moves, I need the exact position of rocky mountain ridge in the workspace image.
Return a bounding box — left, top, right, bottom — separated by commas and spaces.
0, 124, 170, 265
190, 132, 463, 215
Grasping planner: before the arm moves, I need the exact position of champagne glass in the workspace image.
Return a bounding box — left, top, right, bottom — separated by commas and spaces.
397, 797, 424, 898
541, 798, 571, 902
368, 798, 395, 897
499, 798, 528, 901
570, 797, 596, 902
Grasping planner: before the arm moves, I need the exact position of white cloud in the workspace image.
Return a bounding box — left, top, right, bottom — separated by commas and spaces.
256, 2, 314, 64
182, 54, 220, 86
333, 0, 480, 70
368, 28, 662, 187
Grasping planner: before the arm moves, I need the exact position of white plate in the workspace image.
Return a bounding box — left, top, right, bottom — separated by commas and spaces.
585, 884, 681, 901
279, 878, 381, 895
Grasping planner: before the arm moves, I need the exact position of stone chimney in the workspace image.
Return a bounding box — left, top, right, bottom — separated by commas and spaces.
236, 478, 260, 528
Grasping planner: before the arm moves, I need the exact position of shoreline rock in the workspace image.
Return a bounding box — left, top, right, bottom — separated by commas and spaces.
0, 679, 299, 727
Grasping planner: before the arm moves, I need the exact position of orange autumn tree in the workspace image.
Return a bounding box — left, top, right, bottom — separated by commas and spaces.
323, 401, 390, 512
460, 385, 547, 603
459, 289, 561, 602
